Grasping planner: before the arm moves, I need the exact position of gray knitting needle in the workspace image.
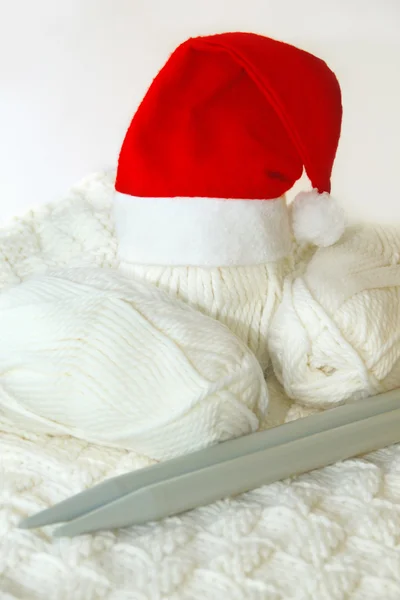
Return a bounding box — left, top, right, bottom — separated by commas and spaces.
19, 388, 400, 537
20, 388, 400, 530
51, 404, 400, 537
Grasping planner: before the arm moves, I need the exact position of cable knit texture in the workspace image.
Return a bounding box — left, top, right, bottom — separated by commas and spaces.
1, 172, 400, 599
121, 260, 290, 371
269, 225, 400, 407
0, 268, 267, 460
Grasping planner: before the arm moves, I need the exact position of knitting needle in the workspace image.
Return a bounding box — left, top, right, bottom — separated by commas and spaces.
19, 388, 400, 535
19, 388, 400, 531
51, 403, 400, 537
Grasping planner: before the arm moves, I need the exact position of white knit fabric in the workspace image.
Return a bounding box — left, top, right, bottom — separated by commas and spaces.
2, 172, 400, 599
0, 268, 267, 460
122, 261, 289, 371
269, 225, 400, 408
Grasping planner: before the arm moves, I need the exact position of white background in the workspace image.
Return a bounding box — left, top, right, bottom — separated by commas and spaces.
1, 0, 400, 226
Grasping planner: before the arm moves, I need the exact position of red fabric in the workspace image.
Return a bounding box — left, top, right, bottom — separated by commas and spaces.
116, 32, 342, 200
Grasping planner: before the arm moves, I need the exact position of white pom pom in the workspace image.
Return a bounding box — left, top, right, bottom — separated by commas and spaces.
291, 190, 345, 247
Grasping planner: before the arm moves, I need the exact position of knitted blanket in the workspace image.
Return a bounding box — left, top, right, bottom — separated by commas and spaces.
1, 173, 400, 600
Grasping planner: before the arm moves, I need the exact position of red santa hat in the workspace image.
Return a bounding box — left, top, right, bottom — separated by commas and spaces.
114, 32, 344, 267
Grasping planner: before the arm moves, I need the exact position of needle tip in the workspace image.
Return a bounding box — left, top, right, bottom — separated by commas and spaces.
18, 507, 64, 530
52, 523, 89, 538
52, 526, 69, 538
18, 516, 42, 530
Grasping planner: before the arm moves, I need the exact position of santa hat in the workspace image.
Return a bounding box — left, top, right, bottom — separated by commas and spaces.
114, 31, 344, 267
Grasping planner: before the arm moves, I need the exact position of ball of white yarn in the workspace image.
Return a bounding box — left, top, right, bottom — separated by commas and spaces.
0, 268, 268, 460
268, 225, 400, 408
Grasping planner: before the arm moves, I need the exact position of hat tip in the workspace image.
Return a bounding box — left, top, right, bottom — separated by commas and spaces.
291, 189, 345, 247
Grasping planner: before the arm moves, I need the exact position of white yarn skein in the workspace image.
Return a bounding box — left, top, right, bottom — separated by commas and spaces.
268, 225, 400, 408
122, 260, 290, 372
0, 268, 268, 460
